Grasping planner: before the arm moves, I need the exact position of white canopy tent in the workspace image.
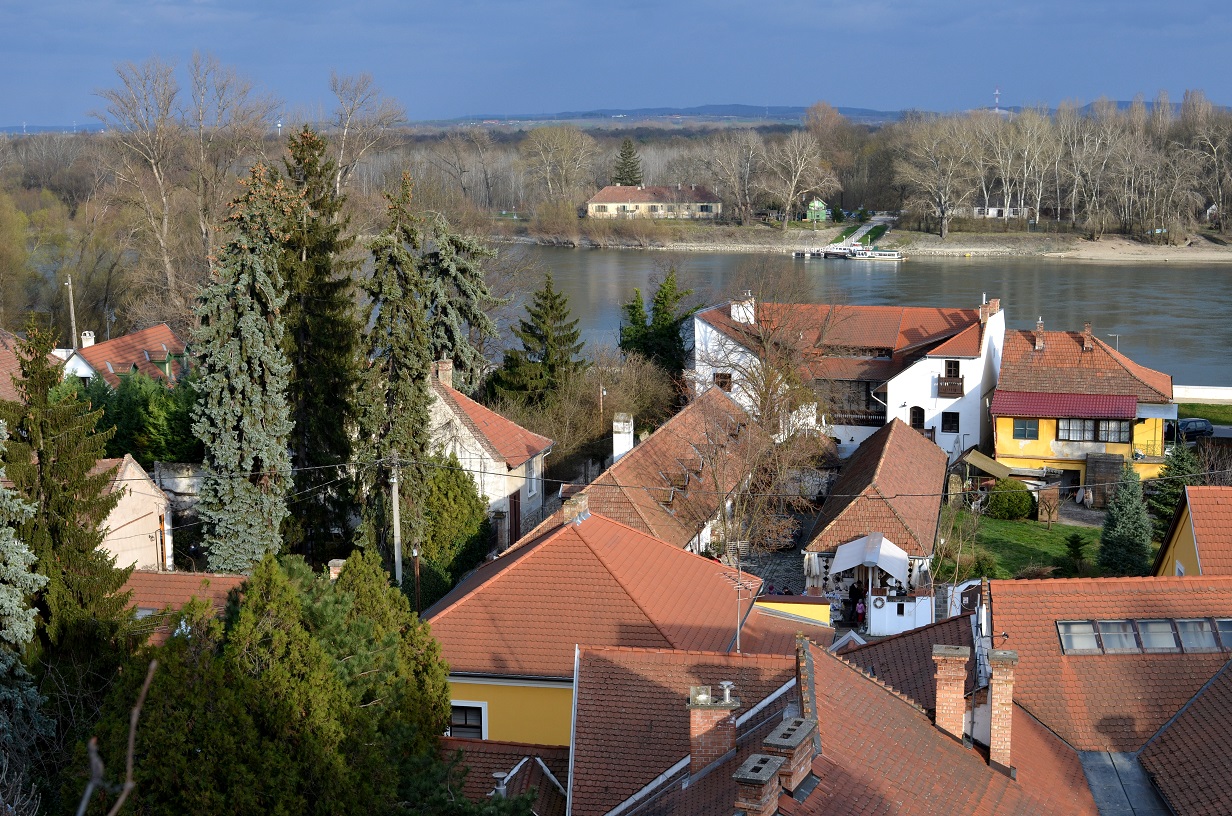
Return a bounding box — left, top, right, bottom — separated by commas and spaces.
829, 532, 910, 585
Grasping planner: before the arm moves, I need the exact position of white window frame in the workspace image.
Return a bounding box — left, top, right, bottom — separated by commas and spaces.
447, 700, 488, 740
527, 456, 540, 498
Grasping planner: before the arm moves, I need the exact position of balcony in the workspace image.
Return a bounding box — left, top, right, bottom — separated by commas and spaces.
830, 408, 888, 428
937, 376, 965, 398
918, 427, 936, 442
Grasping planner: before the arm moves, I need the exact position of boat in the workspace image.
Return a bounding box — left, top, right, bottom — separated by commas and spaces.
848, 247, 904, 261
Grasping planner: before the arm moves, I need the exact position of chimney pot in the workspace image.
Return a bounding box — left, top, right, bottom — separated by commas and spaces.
1082, 322, 1093, 352
988, 649, 1019, 775
612, 412, 634, 462
932, 644, 971, 741
762, 717, 819, 794
434, 359, 454, 389
1034, 318, 1045, 351
733, 754, 785, 816
327, 558, 346, 582
81, 330, 95, 348
689, 685, 740, 773
731, 291, 756, 325
562, 494, 590, 525
720, 680, 735, 703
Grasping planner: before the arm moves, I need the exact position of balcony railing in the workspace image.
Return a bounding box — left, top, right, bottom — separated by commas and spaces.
829, 409, 888, 428
937, 376, 965, 398
918, 427, 936, 441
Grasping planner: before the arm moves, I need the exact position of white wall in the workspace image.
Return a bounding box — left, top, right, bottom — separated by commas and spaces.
868, 594, 935, 637
62, 353, 95, 382
102, 459, 173, 571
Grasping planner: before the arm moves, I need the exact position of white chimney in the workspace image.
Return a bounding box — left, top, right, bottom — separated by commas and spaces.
434, 359, 454, 389
81, 330, 95, 348
730, 290, 755, 324
613, 413, 634, 462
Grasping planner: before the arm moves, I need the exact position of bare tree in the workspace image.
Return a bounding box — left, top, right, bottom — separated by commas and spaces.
700, 129, 763, 225
330, 71, 405, 197
895, 114, 979, 239
519, 125, 599, 203
758, 130, 840, 230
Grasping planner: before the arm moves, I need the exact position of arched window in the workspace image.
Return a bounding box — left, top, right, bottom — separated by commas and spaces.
909, 406, 925, 429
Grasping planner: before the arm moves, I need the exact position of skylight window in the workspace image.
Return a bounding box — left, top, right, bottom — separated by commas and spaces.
1136, 620, 1178, 651
1176, 619, 1218, 651
1057, 621, 1099, 652
1097, 620, 1137, 652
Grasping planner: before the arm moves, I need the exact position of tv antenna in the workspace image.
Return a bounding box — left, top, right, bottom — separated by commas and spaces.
994, 87, 1001, 113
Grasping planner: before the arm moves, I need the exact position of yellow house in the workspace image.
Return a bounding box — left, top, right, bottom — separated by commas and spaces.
990, 321, 1175, 502
1152, 486, 1232, 577
585, 184, 721, 219
425, 495, 831, 745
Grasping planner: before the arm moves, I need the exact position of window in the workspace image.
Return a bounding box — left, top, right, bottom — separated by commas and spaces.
1177, 619, 1219, 651
594, 204, 607, 213
944, 359, 960, 378
1058, 418, 1096, 441
700, 204, 713, 213
1013, 418, 1039, 440
713, 372, 733, 392
1216, 619, 1232, 648
1176, 561, 1185, 577
1097, 420, 1132, 443
1058, 621, 1099, 652
909, 406, 925, 429
1138, 619, 1179, 651
527, 455, 540, 498
941, 412, 960, 434
448, 705, 485, 739
648, 204, 660, 213
1097, 620, 1138, 652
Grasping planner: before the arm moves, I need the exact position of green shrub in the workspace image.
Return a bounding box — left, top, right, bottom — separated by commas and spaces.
986, 478, 1034, 520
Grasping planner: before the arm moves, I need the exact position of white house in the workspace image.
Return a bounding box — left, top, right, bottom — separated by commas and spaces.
97, 455, 174, 571
690, 292, 1005, 460
428, 361, 554, 552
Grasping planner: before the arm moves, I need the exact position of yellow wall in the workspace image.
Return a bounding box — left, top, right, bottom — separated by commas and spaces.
1154, 504, 1201, 577
450, 680, 574, 746
755, 599, 831, 625
993, 416, 1167, 482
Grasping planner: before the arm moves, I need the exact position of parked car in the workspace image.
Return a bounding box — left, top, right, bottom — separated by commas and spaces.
1178, 418, 1215, 442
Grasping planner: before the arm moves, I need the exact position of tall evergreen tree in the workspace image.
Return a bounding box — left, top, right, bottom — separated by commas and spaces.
612, 138, 643, 186
0, 420, 43, 649
618, 266, 696, 376
193, 165, 295, 573
1098, 465, 1153, 577
1146, 441, 1202, 541
0, 326, 129, 647
281, 126, 361, 557
354, 175, 434, 559
489, 272, 586, 404
421, 214, 499, 392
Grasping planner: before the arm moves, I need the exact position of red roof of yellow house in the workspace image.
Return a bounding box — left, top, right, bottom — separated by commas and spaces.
998, 328, 1172, 403
424, 511, 762, 679
74, 324, 187, 388
805, 418, 948, 557
431, 380, 552, 469
1168, 486, 1232, 576
988, 576, 1232, 752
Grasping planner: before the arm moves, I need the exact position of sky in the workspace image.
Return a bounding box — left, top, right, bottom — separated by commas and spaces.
2, 0, 1230, 126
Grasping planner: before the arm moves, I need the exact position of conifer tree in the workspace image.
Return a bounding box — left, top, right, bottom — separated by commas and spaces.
1098, 465, 1153, 576
1146, 441, 1202, 541
354, 175, 434, 558
0, 326, 129, 647
193, 165, 295, 573
281, 127, 361, 556
619, 266, 696, 376
612, 137, 643, 186
0, 420, 43, 649
489, 272, 585, 403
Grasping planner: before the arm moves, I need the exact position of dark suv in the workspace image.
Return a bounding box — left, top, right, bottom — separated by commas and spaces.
1178, 418, 1215, 442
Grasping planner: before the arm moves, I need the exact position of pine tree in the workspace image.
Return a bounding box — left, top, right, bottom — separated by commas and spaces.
0, 326, 130, 647
354, 175, 434, 559
1098, 465, 1153, 576
421, 214, 500, 392
489, 272, 586, 403
420, 453, 492, 608
281, 127, 361, 557
193, 164, 295, 573
1146, 441, 1202, 541
619, 266, 696, 376
612, 138, 643, 187
0, 420, 43, 649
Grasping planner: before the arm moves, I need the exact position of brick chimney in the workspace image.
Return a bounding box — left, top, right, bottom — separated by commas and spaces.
1034, 318, 1045, 351
327, 558, 346, 581
731, 290, 755, 324
987, 297, 1000, 316
688, 684, 740, 774
732, 753, 784, 816
612, 413, 634, 462
988, 649, 1019, 776
932, 644, 970, 741
762, 717, 818, 794
1082, 322, 1094, 352
434, 359, 454, 389
562, 494, 590, 525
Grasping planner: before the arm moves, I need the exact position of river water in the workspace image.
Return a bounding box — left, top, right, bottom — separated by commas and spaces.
509, 246, 1232, 387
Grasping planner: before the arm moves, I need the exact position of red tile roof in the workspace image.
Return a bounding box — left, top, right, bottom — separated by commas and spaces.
123, 570, 246, 644
431, 380, 552, 468
569, 646, 796, 816
0, 329, 25, 403
841, 613, 976, 710
586, 184, 720, 205
74, 324, 187, 388
739, 603, 836, 654
989, 576, 1232, 752
439, 737, 569, 816
424, 512, 763, 678
1138, 661, 1232, 816
1182, 486, 1232, 576
805, 418, 948, 557
998, 329, 1172, 403
926, 321, 984, 358
990, 390, 1138, 419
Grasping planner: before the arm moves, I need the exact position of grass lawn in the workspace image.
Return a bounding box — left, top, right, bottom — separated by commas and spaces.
836, 225, 859, 241
974, 516, 1101, 578
1177, 403, 1232, 425
859, 224, 888, 245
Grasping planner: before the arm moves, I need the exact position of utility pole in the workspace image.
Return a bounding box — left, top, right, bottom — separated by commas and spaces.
65, 275, 78, 349
413, 541, 421, 615
390, 450, 403, 587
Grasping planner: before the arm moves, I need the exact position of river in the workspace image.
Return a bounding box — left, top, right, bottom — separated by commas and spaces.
508, 246, 1232, 387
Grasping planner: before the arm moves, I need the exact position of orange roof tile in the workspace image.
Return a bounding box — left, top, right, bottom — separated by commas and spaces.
439, 737, 568, 816
123, 570, 246, 645
431, 380, 552, 468
926, 320, 984, 358
425, 512, 763, 678
1183, 486, 1232, 575
1139, 661, 1232, 816
0, 328, 62, 404
805, 418, 948, 557
739, 604, 836, 654
998, 329, 1172, 403
841, 613, 976, 710
586, 184, 720, 205
74, 324, 187, 388
989, 576, 1232, 752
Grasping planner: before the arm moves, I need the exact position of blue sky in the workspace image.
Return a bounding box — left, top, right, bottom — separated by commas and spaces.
2, 0, 1230, 125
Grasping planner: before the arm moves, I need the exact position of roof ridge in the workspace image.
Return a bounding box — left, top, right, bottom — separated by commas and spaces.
870, 483, 921, 551
843, 611, 973, 654
1090, 336, 1171, 401
1139, 654, 1232, 755
425, 532, 555, 621
431, 381, 506, 464
824, 647, 926, 713
580, 644, 795, 663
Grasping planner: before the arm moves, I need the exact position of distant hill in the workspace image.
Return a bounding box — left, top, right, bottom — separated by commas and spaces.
0, 123, 103, 135
445, 104, 904, 125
